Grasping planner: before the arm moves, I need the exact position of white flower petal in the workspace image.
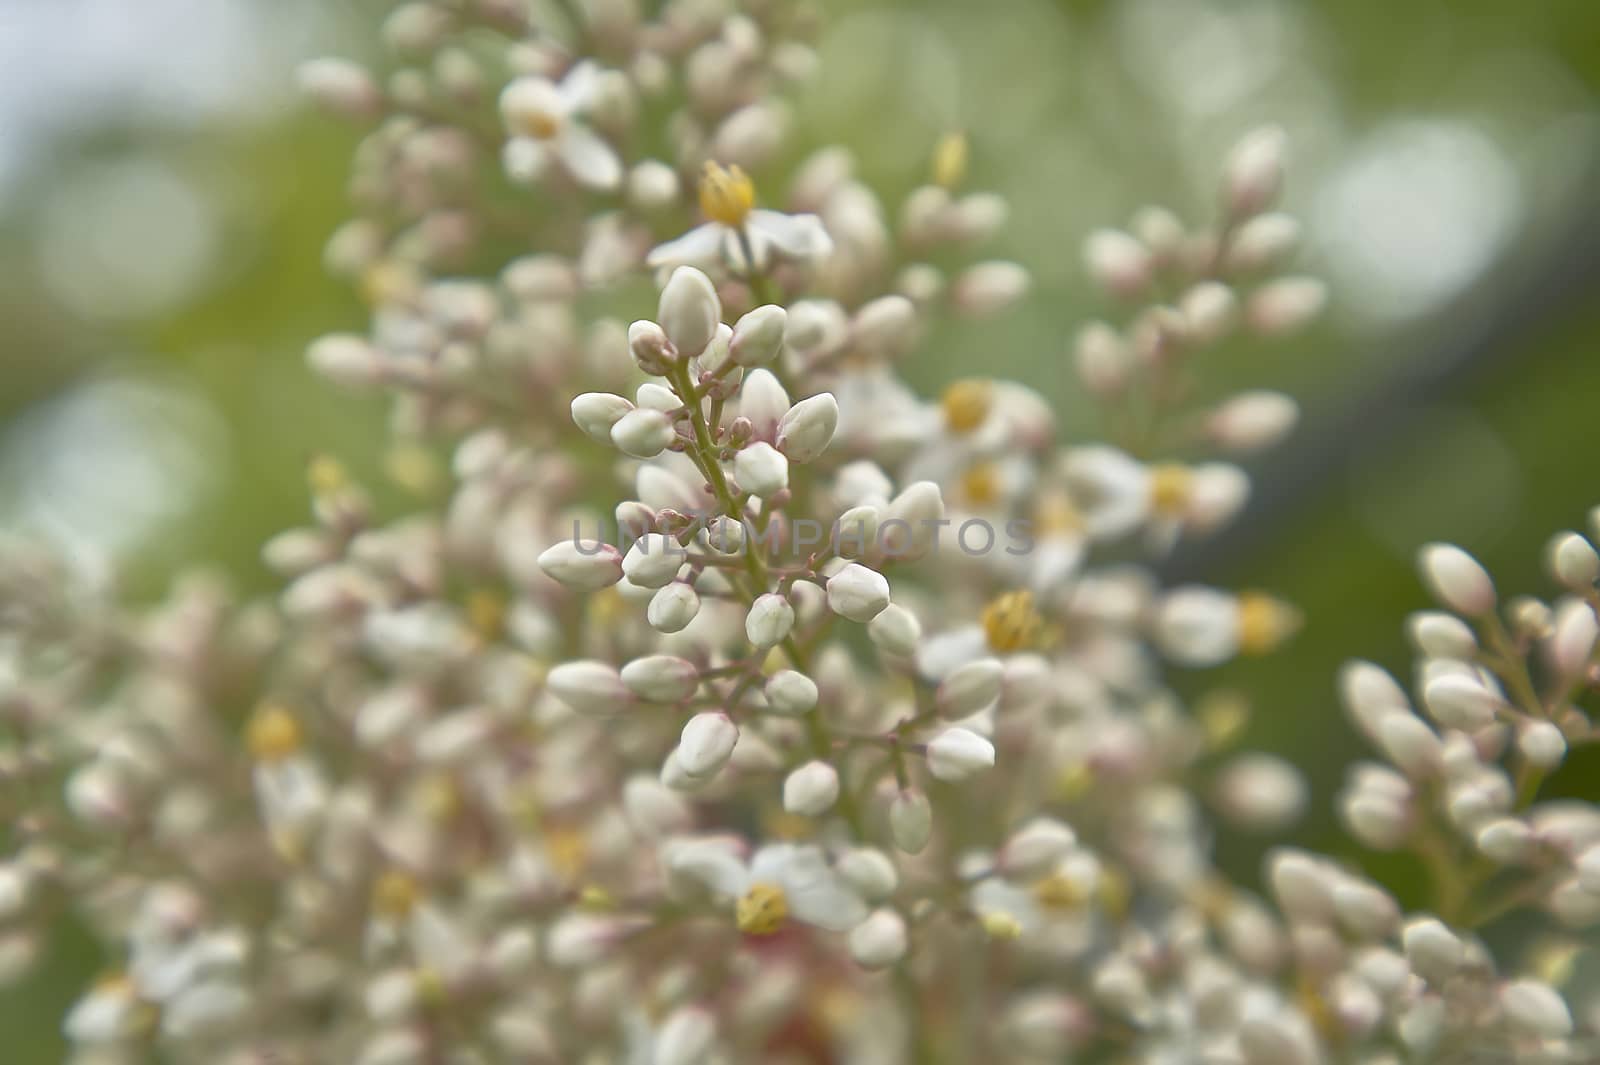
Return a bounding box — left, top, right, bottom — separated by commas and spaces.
647, 223, 727, 270
748, 209, 833, 260
557, 125, 622, 191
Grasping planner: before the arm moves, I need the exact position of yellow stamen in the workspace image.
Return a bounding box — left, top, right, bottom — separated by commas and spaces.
546, 826, 589, 881
1197, 689, 1250, 751
465, 588, 507, 643
385, 442, 441, 497
1148, 463, 1192, 515
1054, 761, 1094, 801
306, 454, 348, 498
961, 463, 1002, 508
1031, 873, 1086, 912
1236, 592, 1301, 655
982, 589, 1042, 653
371, 871, 420, 919
525, 110, 561, 140
247, 704, 303, 762
940, 379, 993, 434
980, 911, 1022, 940
578, 884, 615, 911
932, 131, 969, 189
1034, 493, 1084, 537
698, 161, 756, 227
736, 882, 789, 935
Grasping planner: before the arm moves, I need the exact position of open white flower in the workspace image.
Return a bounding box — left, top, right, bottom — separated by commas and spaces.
647, 161, 832, 272
666, 840, 868, 934
499, 63, 622, 191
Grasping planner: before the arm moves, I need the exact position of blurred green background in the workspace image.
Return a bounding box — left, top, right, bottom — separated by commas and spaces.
2, 0, 1598, 1056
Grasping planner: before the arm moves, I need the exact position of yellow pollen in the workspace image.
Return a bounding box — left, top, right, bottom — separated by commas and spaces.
1236, 592, 1301, 655
385, 442, 441, 497
941, 379, 993, 434
980, 911, 1022, 941
1034, 493, 1084, 537
1096, 868, 1131, 921
932, 131, 969, 189
982, 590, 1042, 653
1148, 464, 1193, 516
1054, 761, 1094, 801
525, 110, 561, 140
360, 260, 421, 308
247, 704, 303, 762
961, 463, 1002, 508
546, 827, 590, 881
306, 454, 348, 498
1197, 689, 1251, 751
698, 161, 756, 227
371, 871, 420, 919
578, 884, 615, 911
736, 882, 789, 935
414, 967, 449, 1006
1031, 873, 1086, 912
465, 588, 507, 643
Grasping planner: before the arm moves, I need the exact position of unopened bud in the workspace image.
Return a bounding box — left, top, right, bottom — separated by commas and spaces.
620, 655, 700, 702
537, 541, 624, 590
677, 712, 738, 778
764, 670, 818, 715
783, 761, 840, 816
547, 661, 632, 715
658, 267, 721, 359
1224, 125, 1286, 219
868, 604, 922, 658
1418, 543, 1496, 617
826, 563, 891, 623
926, 727, 995, 781
936, 658, 1003, 718
745, 593, 795, 648
1084, 229, 1151, 298
848, 909, 908, 969
729, 304, 787, 366
734, 442, 789, 498
622, 534, 688, 588
648, 583, 700, 633
571, 392, 634, 442
610, 408, 675, 459
775, 393, 839, 464
889, 789, 933, 853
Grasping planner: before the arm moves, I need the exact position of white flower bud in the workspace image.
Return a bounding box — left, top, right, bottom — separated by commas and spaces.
739, 368, 791, 440
1475, 818, 1533, 864
1239, 1015, 1315, 1065
547, 660, 632, 715
1418, 543, 1496, 616
307, 333, 384, 387
297, 57, 381, 119
677, 712, 738, 778
782, 761, 840, 816
658, 266, 721, 358
936, 657, 1004, 717
1521, 729, 1567, 780
734, 442, 789, 498
610, 408, 675, 459
1074, 321, 1129, 397
1401, 917, 1463, 981
837, 848, 899, 900
1376, 712, 1441, 776
999, 818, 1077, 878
627, 160, 680, 209
1083, 229, 1151, 297
1266, 850, 1334, 920
1421, 675, 1502, 731
537, 540, 624, 590
868, 603, 922, 658
848, 909, 907, 969
0, 865, 29, 921
648, 583, 700, 633
620, 655, 700, 702
1207, 390, 1298, 452
1213, 753, 1307, 832
926, 727, 995, 781
745, 593, 796, 648
764, 670, 818, 715
775, 392, 839, 464
655, 1006, 717, 1065
1500, 979, 1572, 1038
729, 305, 787, 366
884, 481, 945, 560
1224, 125, 1286, 218
1577, 846, 1600, 894
622, 534, 688, 589
628, 319, 675, 372
1330, 878, 1399, 939
1246, 277, 1326, 336
889, 789, 933, 853
1549, 532, 1599, 590
826, 563, 891, 623
622, 774, 693, 837
571, 392, 634, 442
951, 260, 1030, 315
853, 295, 919, 357
1408, 611, 1478, 659
1226, 212, 1300, 271
1552, 599, 1599, 678
1181, 281, 1238, 344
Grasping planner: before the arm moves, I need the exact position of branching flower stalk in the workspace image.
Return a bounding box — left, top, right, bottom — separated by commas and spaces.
0, 1, 1597, 1064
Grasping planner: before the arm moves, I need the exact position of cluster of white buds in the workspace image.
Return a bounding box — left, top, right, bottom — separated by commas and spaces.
1, 1, 1596, 1063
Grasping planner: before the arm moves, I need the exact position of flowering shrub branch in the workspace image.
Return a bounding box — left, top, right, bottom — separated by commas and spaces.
0, 1, 1595, 1063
